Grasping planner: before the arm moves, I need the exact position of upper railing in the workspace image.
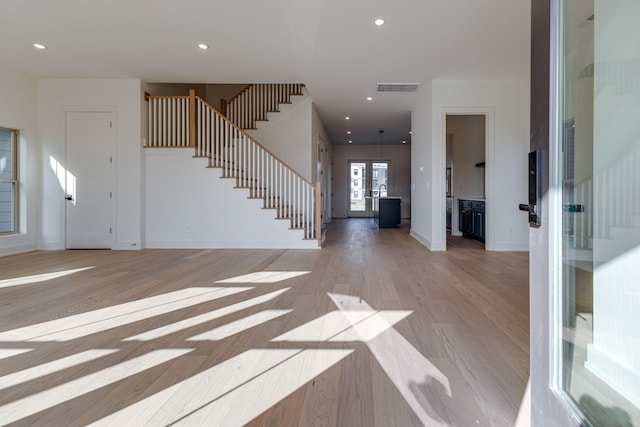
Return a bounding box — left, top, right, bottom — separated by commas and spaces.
146, 90, 320, 243
223, 84, 304, 130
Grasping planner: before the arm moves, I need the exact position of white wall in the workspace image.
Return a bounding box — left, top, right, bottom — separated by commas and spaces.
332, 144, 411, 219
38, 79, 143, 250
246, 91, 313, 181
0, 65, 39, 256
411, 83, 434, 248
411, 80, 530, 251
145, 149, 317, 249
447, 115, 486, 200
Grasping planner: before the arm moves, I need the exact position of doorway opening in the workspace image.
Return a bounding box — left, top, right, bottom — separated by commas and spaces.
445, 114, 487, 247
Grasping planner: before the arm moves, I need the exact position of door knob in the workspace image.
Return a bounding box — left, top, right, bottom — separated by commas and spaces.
65, 194, 73, 201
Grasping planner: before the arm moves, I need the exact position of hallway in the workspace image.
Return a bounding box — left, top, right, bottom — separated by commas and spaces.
0, 219, 529, 426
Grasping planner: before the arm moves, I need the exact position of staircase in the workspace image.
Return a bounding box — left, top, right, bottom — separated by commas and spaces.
145, 85, 321, 248
565, 132, 640, 264
223, 83, 305, 131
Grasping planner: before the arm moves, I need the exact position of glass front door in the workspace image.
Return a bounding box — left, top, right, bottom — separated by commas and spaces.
348, 161, 389, 217
553, 0, 640, 424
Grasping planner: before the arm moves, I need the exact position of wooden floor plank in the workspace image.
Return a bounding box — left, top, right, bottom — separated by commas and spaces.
0, 219, 529, 426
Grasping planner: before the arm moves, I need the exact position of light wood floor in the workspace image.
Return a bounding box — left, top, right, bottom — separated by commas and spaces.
0, 219, 529, 426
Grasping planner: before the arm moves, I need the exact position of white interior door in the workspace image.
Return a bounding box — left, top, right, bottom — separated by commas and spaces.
65, 112, 115, 249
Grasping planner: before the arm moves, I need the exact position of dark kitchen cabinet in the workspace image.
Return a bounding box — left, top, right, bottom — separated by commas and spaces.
374, 197, 401, 228
459, 199, 485, 242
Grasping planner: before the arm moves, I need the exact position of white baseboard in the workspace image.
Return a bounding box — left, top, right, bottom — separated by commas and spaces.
0, 243, 37, 257
410, 229, 446, 251
37, 241, 64, 250
145, 240, 320, 250
491, 241, 529, 252
112, 241, 142, 250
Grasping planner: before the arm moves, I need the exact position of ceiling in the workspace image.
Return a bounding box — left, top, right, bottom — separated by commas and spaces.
0, 0, 530, 146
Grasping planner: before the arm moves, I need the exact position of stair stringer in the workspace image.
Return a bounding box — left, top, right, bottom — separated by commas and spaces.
144, 148, 319, 249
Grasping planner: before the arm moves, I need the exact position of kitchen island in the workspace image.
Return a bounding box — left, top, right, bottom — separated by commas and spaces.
373, 197, 401, 228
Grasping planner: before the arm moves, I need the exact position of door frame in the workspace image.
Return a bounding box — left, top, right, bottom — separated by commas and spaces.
529, 0, 585, 424
64, 107, 117, 249
317, 135, 329, 225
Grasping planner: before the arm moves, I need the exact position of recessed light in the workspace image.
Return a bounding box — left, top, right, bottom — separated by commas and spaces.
402, 140, 407, 144
348, 140, 353, 144
367, 96, 373, 101
33, 43, 46, 50
198, 43, 209, 50
374, 18, 385, 26
347, 131, 351, 134
345, 116, 350, 120
409, 131, 412, 135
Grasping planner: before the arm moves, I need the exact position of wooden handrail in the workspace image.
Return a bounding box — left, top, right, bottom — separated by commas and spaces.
195, 96, 314, 187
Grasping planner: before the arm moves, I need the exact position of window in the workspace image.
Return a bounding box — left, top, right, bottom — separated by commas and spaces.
0, 128, 18, 234
353, 179, 359, 186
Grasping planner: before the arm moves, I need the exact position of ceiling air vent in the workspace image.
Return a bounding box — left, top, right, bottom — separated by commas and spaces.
376, 83, 421, 92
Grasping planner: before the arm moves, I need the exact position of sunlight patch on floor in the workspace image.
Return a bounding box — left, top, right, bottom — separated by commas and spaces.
215, 271, 310, 284
0, 349, 193, 426
0, 267, 94, 289
514, 378, 531, 427
124, 288, 291, 341
0, 349, 119, 391
90, 348, 353, 427
0, 287, 252, 342
187, 309, 293, 341
329, 292, 453, 426
272, 309, 412, 342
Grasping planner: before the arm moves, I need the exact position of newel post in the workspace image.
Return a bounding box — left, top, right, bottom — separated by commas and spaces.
315, 181, 322, 245
189, 89, 196, 147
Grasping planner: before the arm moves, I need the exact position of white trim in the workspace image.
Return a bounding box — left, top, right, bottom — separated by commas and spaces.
37, 241, 64, 250
492, 241, 529, 252
145, 240, 320, 250
112, 241, 141, 250
0, 242, 37, 257
410, 229, 439, 251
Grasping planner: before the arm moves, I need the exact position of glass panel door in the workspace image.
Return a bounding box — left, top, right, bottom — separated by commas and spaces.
348, 161, 389, 217
348, 161, 367, 216
555, 0, 640, 424
372, 162, 388, 197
